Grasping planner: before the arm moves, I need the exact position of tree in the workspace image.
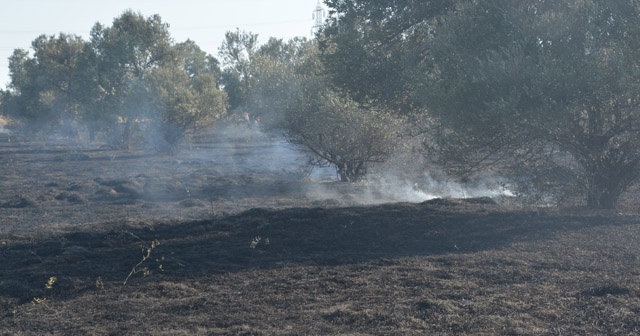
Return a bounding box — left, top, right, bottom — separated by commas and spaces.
218, 29, 259, 112
319, 0, 640, 208
3, 34, 86, 133
85, 12, 229, 151
148, 41, 228, 153
288, 89, 400, 182
33, 34, 86, 134
285, 41, 401, 182
223, 35, 401, 182
6, 49, 30, 93
86, 10, 174, 147
3, 11, 227, 149
3, 49, 35, 121
95, 11, 173, 80
320, 0, 457, 114
246, 37, 310, 129
423, 0, 640, 208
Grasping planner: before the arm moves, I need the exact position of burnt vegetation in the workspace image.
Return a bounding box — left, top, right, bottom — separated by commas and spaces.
2, 132, 640, 334
2, 0, 640, 334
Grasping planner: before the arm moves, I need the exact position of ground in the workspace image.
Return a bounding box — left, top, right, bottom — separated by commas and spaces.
1, 125, 640, 335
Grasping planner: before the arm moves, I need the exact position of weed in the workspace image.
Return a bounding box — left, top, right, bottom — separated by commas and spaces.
45, 276, 57, 290
123, 236, 164, 287
249, 236, 270, 257
29, 276, 57, 309
31, 297, 47, 305
95, 277, 105, 290
250, 236, 262, 249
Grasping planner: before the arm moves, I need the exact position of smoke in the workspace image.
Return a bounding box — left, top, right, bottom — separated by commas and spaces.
185, 124, 321, 179
371, 173, 515, 202
302, 171, 515, 206
222, 128, 515, 205
6, 115, 515, 217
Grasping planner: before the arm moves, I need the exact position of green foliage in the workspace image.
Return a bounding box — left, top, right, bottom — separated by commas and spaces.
84, 11, 176, 147
218, 29, 259, 112
282, 41, 401, 182
424, 0, 640, 208
95, 11, 173, 80
246, 37, 311, 129
3, 11, 227, 151
321, 0, 640, 208
320, 0, 456, 113
3, 34, 85, 131
149, 41, 228, 153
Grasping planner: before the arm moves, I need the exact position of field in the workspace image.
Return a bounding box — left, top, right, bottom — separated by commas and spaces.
1, 125, 640, 335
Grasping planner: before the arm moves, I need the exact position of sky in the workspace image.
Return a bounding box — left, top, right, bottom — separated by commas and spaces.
0, 0, 326, 90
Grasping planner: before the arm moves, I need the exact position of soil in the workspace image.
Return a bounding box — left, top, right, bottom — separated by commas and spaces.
1, 125, 640, 335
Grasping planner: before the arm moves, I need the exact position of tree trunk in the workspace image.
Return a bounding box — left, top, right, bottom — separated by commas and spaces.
586, 187, 619, 209
585, 173, 626, 209
336, 161, 367, 182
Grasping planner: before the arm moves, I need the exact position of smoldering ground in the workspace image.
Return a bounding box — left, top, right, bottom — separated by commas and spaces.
0, 120, 518, 237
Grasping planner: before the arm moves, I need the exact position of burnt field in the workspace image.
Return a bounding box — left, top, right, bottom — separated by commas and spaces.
2, 126, 640, 335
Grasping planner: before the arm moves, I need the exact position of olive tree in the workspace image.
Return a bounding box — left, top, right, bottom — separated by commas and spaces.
320, 0, 640, 208
246, 37, 310, 129
218, 29, 259, 112
422, 0, 640, 208
320, 0, 457, 114
287, 89, 400, 182
3, 34, 86, 134
284, 41, 401, 182
148, 41, 228, 154
87, 11, 175, 148
4, 11, 228, 150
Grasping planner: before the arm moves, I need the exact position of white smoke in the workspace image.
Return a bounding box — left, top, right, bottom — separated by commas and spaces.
80, 121, 515, 208
223, 127, 518, 205
303, 173, 515, 205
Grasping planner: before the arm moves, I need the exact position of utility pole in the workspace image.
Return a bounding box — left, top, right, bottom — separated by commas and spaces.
311, 0, 326, 36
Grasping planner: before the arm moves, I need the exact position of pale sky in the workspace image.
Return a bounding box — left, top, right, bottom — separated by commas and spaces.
0, 0, 326, 89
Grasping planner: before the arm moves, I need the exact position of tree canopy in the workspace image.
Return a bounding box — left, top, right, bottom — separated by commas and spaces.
425, 0, 640, 208
1, 10, 227, 152
218, 29, 259, 112
319, 0, 456, 113
322, 0, 640, 208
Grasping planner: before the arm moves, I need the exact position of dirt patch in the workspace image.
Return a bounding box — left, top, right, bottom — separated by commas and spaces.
1, 129, 640, 335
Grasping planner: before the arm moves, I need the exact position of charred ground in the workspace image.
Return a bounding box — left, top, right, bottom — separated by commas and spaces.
1, 127, 640, 335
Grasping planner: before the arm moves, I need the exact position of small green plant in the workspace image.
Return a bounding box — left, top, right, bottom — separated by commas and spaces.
45, 276, 57, 289
123, 237, 164, 287
30, 276, 57, 308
